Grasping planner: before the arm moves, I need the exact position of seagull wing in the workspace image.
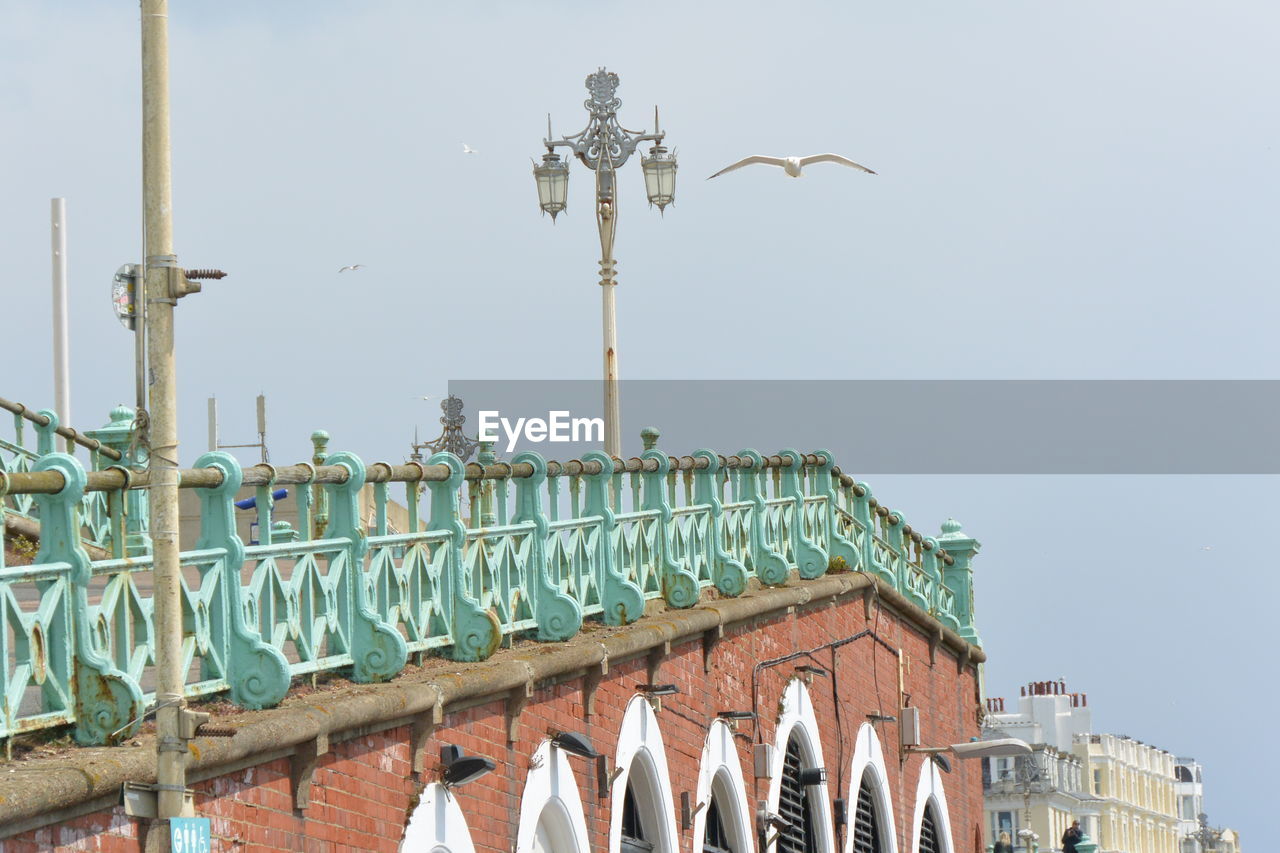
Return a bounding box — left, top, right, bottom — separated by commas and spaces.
707, 155, 789, 180
797, 154, 877, 174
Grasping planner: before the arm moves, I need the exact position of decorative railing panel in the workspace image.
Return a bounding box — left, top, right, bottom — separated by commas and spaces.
0, 436, 980, 746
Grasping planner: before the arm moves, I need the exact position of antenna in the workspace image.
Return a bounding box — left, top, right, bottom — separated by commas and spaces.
654, 105, 660, 136
546, 113, 553, 142
256, 393, 267, 463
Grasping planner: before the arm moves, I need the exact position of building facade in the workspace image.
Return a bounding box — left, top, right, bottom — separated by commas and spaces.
983, 681, 1180, 853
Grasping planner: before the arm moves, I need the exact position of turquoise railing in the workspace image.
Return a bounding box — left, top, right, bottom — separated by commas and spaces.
0, 438, 981, 748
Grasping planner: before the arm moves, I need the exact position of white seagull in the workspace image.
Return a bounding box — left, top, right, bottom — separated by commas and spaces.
708, 153, 876, 180
462, 143, 478, 155
338, 264, 365, 273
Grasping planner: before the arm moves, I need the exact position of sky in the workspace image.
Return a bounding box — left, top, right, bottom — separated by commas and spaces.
2, 0, 1276, 838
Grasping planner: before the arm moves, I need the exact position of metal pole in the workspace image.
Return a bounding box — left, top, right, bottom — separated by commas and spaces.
141, 0, 186, 823
51, 198, 72, 452
596, 168, 621, 458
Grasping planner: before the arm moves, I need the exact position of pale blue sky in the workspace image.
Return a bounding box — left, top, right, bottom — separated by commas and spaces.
2, 0, 1275, 838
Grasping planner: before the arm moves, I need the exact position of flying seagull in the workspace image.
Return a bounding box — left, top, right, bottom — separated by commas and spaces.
707, 153, 876, 180
462, 144, 478, 155
338, 264, 365, 273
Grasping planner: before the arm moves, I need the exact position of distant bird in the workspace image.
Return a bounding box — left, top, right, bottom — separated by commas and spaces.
1201, 545, 1213, 551
707, 153, 876, 180
462, 144, 478, 155
338, 264, 365, 273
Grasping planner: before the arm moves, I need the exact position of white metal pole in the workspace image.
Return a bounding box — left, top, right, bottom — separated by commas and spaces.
51, 198, 72, 451
142, 0, 186, 823
596, 168, 621, 458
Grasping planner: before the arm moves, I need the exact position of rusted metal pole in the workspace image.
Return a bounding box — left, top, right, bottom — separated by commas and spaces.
141, 0, 186, 823
0, 396, 123, 461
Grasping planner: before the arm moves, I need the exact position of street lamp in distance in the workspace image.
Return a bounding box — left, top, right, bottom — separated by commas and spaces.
533, 68, 677, 458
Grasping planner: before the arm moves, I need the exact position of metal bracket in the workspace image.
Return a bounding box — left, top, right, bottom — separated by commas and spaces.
120, 781, 195, 819
290, 733, 330, 811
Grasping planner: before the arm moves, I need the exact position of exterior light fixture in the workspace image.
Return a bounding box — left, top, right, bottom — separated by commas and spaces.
866, 713, 897, 723
637, 684, 680, 696
533, 69, 676, 457
717, 711, 756, 720
797, 767, 827, 787
641, 143, 677, 212
533, 150, 570, 222
440, 745, 495, 789
550, 731, 601, 760
794, 665, 828, 684
931, 753, 953, 774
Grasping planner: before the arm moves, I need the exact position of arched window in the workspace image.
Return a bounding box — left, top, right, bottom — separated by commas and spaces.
703, 795, 732, 853
852, 774, 884, 853
916, 803, 941, 853
777, 733, 820, 853
622, 781, 654, 852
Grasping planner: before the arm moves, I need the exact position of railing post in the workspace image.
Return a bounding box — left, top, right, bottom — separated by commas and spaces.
641, 449, 699, 608
938, 518, 982, 645
322, 451, 409, 680
692, 449, 747, 596
192, 451, 290, 708
814, 449, 860, 572
856, 483, 896, 586
511, 451, 582, 641
885, 513, 915, 602
777, 449, 827, 579
735, 449, 789, 586
32, 453, 145, 745
425, 452, 501, 661
582, 450, 644, 624
310, 430, 330, 538
85, 404, 151, 557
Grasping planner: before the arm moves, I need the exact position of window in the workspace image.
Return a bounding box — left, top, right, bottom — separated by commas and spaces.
621, 782, 654, 853
703, 796, 733, 853
917, 803, 941, 853
852, 774, 884, 853
777, 734, 819, 853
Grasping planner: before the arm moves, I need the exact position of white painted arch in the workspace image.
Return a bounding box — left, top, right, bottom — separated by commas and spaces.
846, 722, 899, 853
691, 719, 754, 853
400, 782, 477, 853
909, 758, 955, 853
609, 694, 681, 853
515, 739, 592, 853
768, 678, 836, 853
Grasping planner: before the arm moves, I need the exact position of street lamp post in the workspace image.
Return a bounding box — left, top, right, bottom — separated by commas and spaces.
533, 68, 676, 458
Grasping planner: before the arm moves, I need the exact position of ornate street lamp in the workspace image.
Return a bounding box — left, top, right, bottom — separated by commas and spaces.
533, 68, 676, 457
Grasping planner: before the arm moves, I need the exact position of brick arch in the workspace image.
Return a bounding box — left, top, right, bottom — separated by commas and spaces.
691, 719, 753, 853
909, 759, 954, 853
401, 782, 477, 853
516, 739, 591, 853
847, 722, 899, 853
767, 678, 836, 853
609, 694, 680, 853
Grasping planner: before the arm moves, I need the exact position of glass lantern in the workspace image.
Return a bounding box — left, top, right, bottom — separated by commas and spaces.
641, 144, 677, 212
533, 151, 570, 221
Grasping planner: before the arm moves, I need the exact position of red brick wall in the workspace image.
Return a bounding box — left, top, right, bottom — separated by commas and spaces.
3, 594, 981, 853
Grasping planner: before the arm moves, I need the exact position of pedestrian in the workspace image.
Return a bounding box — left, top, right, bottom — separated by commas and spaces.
993, 830, 1014, 853
1061, 820, 1083, 853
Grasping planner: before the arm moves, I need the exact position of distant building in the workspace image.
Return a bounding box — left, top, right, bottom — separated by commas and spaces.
1078, 732, 1178, 853
1174, 758, 1204, 852
982, 681, 1098, 851
983, 680, 1181, 853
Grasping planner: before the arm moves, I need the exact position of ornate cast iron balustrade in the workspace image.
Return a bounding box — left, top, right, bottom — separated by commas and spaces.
0, 441, 981, 747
